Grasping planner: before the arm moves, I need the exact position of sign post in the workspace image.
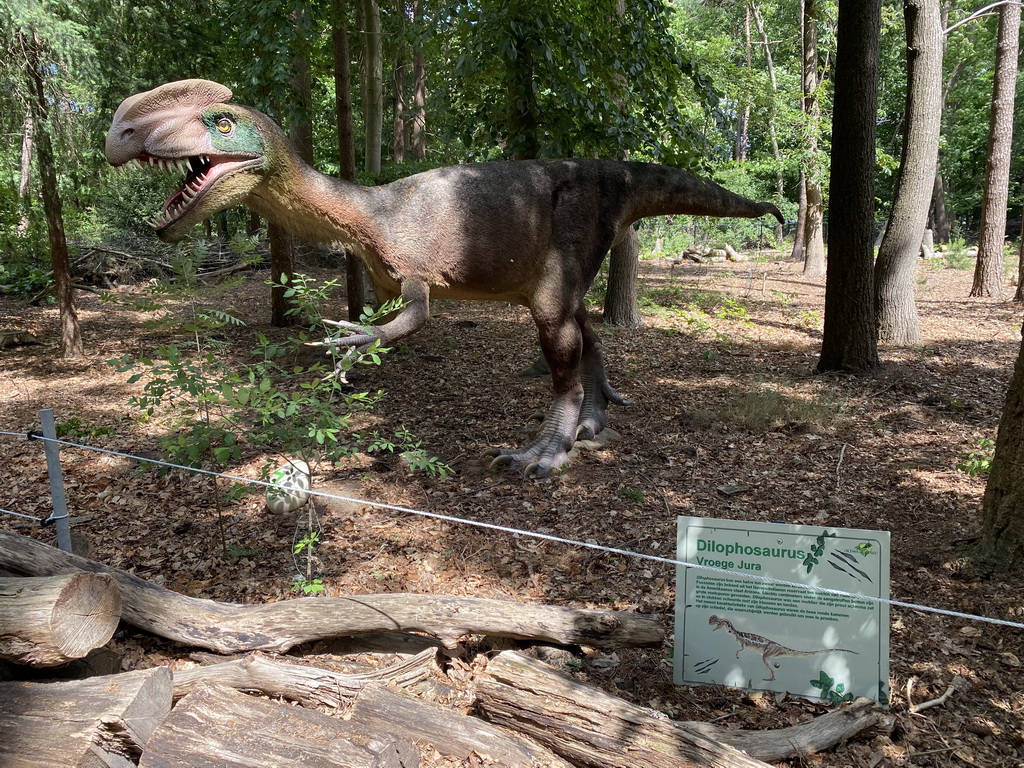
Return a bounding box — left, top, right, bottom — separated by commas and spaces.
674, 517, 889, 703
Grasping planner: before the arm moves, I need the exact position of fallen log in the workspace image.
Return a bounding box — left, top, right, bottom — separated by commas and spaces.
171, 649, 572, 767
477, 651, 892, 767
172, 646, 440, 705
0, 573, 121, 666
0, 530, 663, 652
0, 666, 171, 768
140, 684, 418, 768
346, 684, 574, 768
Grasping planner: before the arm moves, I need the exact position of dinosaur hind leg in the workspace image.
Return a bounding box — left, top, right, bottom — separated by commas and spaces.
487, 303, 584, 478
576, 304, 628, 441
762, 654, 777, 682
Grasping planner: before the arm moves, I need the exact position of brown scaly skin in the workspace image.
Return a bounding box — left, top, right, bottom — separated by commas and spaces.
106, 79, 784, 478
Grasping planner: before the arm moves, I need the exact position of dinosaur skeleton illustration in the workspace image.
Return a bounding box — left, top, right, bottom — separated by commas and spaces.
708, 615, 858, 682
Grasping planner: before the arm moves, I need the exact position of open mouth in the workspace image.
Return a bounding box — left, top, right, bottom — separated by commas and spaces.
121, 153, 257, 231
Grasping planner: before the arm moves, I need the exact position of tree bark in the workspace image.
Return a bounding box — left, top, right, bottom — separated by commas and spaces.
801, 0, 827, 277
0, 667, 171, 768
0, 574, 121, 667
874, 0, 943, 346
971, 0, 1020, 298
0, 530, 663, 654
976, 316, 1024, 568
817, 0, 881, 374
603, 226, 641, 328
23, 32, 83, 358
476, 651, 891, 766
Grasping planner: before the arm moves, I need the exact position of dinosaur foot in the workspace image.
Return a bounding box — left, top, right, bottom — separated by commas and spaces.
485, 431, 574, 479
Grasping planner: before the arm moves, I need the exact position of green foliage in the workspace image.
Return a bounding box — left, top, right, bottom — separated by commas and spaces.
957, 438, 995, 477
108, 268, 398, 478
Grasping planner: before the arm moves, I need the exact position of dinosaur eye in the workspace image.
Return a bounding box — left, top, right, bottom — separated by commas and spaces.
215, 117, 233, 135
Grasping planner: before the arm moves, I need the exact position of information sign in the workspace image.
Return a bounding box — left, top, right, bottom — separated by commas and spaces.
674, 517, 889, 703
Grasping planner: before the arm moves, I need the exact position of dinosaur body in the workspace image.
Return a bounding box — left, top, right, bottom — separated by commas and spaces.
708, 615, 858, 682
105, 79, 783, 477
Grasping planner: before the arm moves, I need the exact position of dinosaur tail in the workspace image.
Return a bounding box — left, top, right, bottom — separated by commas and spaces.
624, 162, 783, 225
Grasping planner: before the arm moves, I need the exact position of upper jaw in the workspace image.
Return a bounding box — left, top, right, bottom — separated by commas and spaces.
114, 150, 263, 240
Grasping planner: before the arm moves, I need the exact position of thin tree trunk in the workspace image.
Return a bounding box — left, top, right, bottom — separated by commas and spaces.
802, 0, 826, 277
791, 172, 807, 262
749, 1, 784, 246
735, 5, 752, 162
817, 0, 881, 374
361, 0, 384, 176
411, 41, 427, 160
971, 0, 1020, 297
18, 110, 32, 236
23, 32, 82, 358
931, 162, 950, 243
392, 57, 407, 163
874, 0, 943, 346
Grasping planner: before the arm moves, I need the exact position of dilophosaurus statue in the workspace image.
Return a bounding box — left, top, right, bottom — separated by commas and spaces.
105, 79, 783, 477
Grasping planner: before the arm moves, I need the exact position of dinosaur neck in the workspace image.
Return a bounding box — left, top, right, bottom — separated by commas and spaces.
247, 145, 381, 255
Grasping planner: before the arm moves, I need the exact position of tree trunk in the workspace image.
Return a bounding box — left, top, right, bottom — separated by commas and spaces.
735, 4, 752, 162
24, 32, 83, 358
269, 223, 294, 327
411, 45, 427, 160
931, 163, 950, 242
817, 0, 881, 374
971, 0, 1020, 298
1017, 216, 1024, 302
976, 317, 1024, 568
332, 0, 368, 321
603, 227, 641, 328
0, 530, 664, 654
361, 0, 384, 177
18, 110, 32, 236
801, 0, 826, 277
392, 57, 407, 163
874, 0, 943, 346
748, 1, 785, 246
791, 171, 807, 262
0, 574, 121, 667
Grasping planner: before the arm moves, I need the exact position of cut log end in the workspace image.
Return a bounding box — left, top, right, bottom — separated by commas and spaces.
0, 573, 121, 666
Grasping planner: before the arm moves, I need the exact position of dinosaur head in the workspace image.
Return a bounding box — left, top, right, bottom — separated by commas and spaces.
105, 79, 278, 242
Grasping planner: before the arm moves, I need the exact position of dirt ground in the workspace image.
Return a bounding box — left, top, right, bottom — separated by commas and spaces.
2, 252, 1024, 767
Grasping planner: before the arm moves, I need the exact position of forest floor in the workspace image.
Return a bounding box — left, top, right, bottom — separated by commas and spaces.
2, 251, 1024, 767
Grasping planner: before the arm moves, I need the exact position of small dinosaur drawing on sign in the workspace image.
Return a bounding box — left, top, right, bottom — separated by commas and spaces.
708, 615, 858, 682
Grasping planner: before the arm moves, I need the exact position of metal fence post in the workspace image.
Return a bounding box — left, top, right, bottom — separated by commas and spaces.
38, 409, 72, 552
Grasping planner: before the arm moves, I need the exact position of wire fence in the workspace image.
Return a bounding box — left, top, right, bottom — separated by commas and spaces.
2, 419, 1023, 633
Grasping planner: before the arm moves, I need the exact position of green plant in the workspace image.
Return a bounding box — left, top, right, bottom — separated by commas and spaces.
291, 576, 327, 595
957, 438, 995, 477
617, 486, 646, 502
367, 426, 453, 478
809, 670, 855, 705
56, 413, 116, 440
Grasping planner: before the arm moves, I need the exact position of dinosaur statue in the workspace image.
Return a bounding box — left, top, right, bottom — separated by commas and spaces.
105, 79, 783, 477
